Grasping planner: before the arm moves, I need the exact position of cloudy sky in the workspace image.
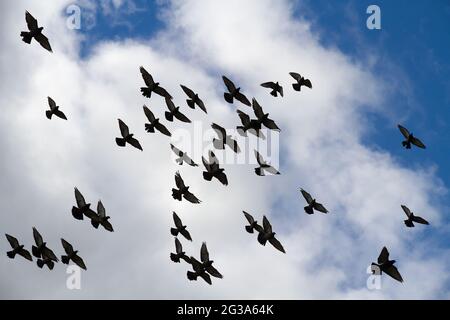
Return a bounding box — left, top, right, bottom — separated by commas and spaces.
0, 0, 449, 299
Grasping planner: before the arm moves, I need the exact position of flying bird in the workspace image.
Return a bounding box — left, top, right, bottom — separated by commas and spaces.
5, 234, 32, 261
252, 98, 280, 131
222, 76, 251, 106
115, 119, 143, 151
187, 257, 212, 285
32, 227, 58, 269
401, 205, 429, 228
257, 216, 286, 253
139, 66, 172, 99
71, 187, 96, 221
300, 189, 328, 214
46, 97, 67, 120
171, 211, 192, 241
20, 11, 52, 52
371, 247, 403, 283
202, 151, 228, 186
170, 238, 191, 264
61, 239, 87, 270
236, 110, 265, 139
180, 85, 207, 113
289, 72, 312, 91
89, 201, 114, 232
170, 144, 198, 166
143, 105, 171, 137
211, 123, 240, 153
164, 97, 191, 123
200, 242, 223, 279
261, 81, 283, 97
398, 125, 426, 149
172, 171, 201, 203
243, 211, 263, 234
254, 150, 280, 176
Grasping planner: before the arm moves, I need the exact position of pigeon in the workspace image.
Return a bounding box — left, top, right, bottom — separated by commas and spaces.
20, 11, 52, 52
236, 110, 265, 139
371, 247, 403, 283
180, 85, 207, 113
222, 76, 251, 106
172, 171, 201, 203
202, 151, 228, 186
300, 189, 328, 214
61, 239, 87, 270
170, 238, 191, 264
211, 123, 240, 153
89, 201, 114, 232
115, 119, 143, 151
187, 257, 212, 285
5, 234, 32, 261
261, 81, 283, 97
252, 98, 280, 131
170, 144, 198, 167
243, 211, 263, 234
143, 105, 171, 137
289, 72, 312, 91
139, 66, 172, 99
257, 216, 286, 253
46, 97, 67, 120
171, 211, 192, 241
254, 150, 280, 176
32, 227, 58, 269
199, 242, 223, 278
398, 125, 426, 149
164, 97, 191, 123
71, 187, 97, 221
401, 205, 429, 228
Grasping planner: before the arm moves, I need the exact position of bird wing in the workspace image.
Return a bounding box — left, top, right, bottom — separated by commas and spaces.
172, 211, 183, 229
53, 109, 67, 120
262, 216, 272, 233
254, 150, 265, 166
42, 246, 58, 262
184, 190, 201, 204
252, 98, 265, 119
171, 144, 183, 157
32, 227, 43, 246
261, 82, 276, 89
269, 237, 286, 253
5, 234, 19, 248
289, 72, 301, 81
128, 137, 143, 151
202, 156, 212, 172
264, 165, 280, 175
200, 242, 209, 263
165, 95, 175, 112
206, 265, 223, 278
208, 150, 220, 166
47, 96, 57, 110
72, 254, 87, 270
301, 78, 313, 89
180, 229, 192, 241
155, 122, 171, 136
118, 119, 129, 137
401, 205, 412, 218
197, 99, 207, 113
175, 171, 186, 189
211, 123, 226, 140
279, 85, 284, 97
300, 189, 313, 204
412, 215, 429, 225
216, 171, 228, 186
153, 85, 172, 99
74, 187, 86, 207
263, 118, 281, 131
143, 105, 156, 122
35, 33, 52, 52
175, 238, 183, 254
398, 125, 410, 139
18, 249, 33, 261
183, 153, 198, 167
384, 265, 403, 283
97, 201, 106, 218
314, 202, 328, 213
243, 211, 255, 224
139, 66, 154, 87
235, 92, 251, 106
378, 247, 389, 264
25, 11, 38, 30
222, 76, 236, 92
61, 239, 73, 254
226, 137, 240, 153
174, 110, 191, 123
180, 84, 195, 98
237, 110, 250, 125
411, 136, 426, 149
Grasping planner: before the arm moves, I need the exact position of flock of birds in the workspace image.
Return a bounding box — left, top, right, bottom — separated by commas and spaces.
4, 11, 431, 288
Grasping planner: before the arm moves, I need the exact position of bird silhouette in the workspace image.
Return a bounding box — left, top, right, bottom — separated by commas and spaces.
170, 144, 198, 166
252, 98, 280, 131
115, 119, 143, 151
202, 151, 228, 186
257, 216, 285, 253
199, 242, 223, 278
236, 110, 266, 139
254, 150, 280, 176
170, 238, 191, 264
143, 105, 171, 137
222, 76, 251, 106
171, 211, 192, 241
172, 171, 201, 203
242, 211, 263, 234
187, 257, 212, 285
289, 72, 312, 91
211, 123, 240, 153
89, 201, 114, 232
139, 66, 172, 99
398, 125, 426, 149
180, 85, 207, 113
401, 205, 429, 227
20, 11, 52, 52
61, 239, 87, 270
371, 247, 403, 283
164, 96, 191, 123
261, 81, 283, 97
46, 97, 67, 120
71, 187, 96, 221
5, 234, 32, 261
31, 227, 58, 269
300, 189, 328, 214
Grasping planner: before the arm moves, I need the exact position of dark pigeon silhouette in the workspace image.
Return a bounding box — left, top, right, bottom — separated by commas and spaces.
222, 76, 251, 106
46, 97, 67, 120
261, 81, 283, 97
89, 201, 114, 232
371, 247, 403, 283
254, 150, 280, 176
257, 216, 285, 253
243, 211, 263, 234
300, 189, 328, 214
236, 110, 265, 139
289, 72, 312, 91
211, 123, 240, 153
143, 105, 171, 137
398, 125, 426, 149
187, 257, 212, 285
172, 171, 201, 203
5, 234, 32, 261
32, 227, 58, 269
170, 238, 191, 264
139, 66, 172, 99
171, 211, 192, 241
115, 119, 143, 151
170, 144, 198, 166
61, 239, 87, 270
180, 85, 207, 113
71, 187, 96, 221
202, 151, 228, 186
164, 97, 191, 123
401, 205, 429, 228
200, 242, 223, 279
252, 98, 280, 131
21, 11, 52, 52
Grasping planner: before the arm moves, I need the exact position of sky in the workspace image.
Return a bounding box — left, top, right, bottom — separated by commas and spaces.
0, 0, 449, 299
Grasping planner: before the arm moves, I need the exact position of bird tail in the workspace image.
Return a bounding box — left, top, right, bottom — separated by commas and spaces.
224, 93, 234, 104
270, 90, 277, 97
115, 138, 126, 147
165, 112, 174, 122
37, 259, 44, 269
203, 171, 213, 181
91, 220, 99, 229
402, 141, 411, 149
140, 87, 152, 98
32, 246, 41, 258
47, 260, 55, 270
292, 83, 301, 91
145, 123, 155, 133
61, 255, 69, 264
71, 207, 84, 220
304, 205, 314, 215
186, 99, 195, 109
7, 251, 16, 259
170, 253, 180, 263
245, 225, 254, 234
404, 219, 414, 227
170, 228, 179, 236
172, 188, 182, 201
254, 167, 264, 176
45, 110, 52, 119
187, 271, 198, 281
20, 31, 32, 44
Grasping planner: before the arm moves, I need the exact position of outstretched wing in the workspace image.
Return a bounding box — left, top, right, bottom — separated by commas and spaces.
289, 72, 301, 81
268, 237, 286, 253
261, 82, 276, 89
254, 150, 266, 166
174, 110, 191, 123
252, 98, 265, 119
412, 215, 429, 225
411, 136, 426, 149
170, 144, 183, 157
35, 33, 52, 52
262, 216, 272, 233
174, 171, 186, 189
128, 137, 143, 151
25, 11, 38, 30
33, 227, 43, 246
384, 265, 403, 283
155, 122, 171, 137
206, 265, 223, 279
398, 125, 410, 139
243, 211, 255, 224
61, 238, 74, 254
140, 66, 154, 87
143, 105, 156, 123
72, 254, 87, 270
184, 190, 201, 204
97, 201, 106, 218
74, 187, 86, 208
314, 202, 328, 213
378, 247, 389, 264
153, 85, 172, 99
225, 137, 240, 153
211, 123, 226, 140
180, 84, 195, 98
47, 96, 56, 110
263, 118, 280, 131
200, 242, 209, 263
300, 189, 313, 204
401, 205, 412, 218
237, 110, 250, 125
175, 238, 183, 254
183, 153, 198, 167
53, 109, 67, 120
222, 76, 236, 92
118, 119, 129, 138
235, 92, 251, 106
301, 78, 312, 89
173, 211, 183, 229
6, 234, 19, 249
